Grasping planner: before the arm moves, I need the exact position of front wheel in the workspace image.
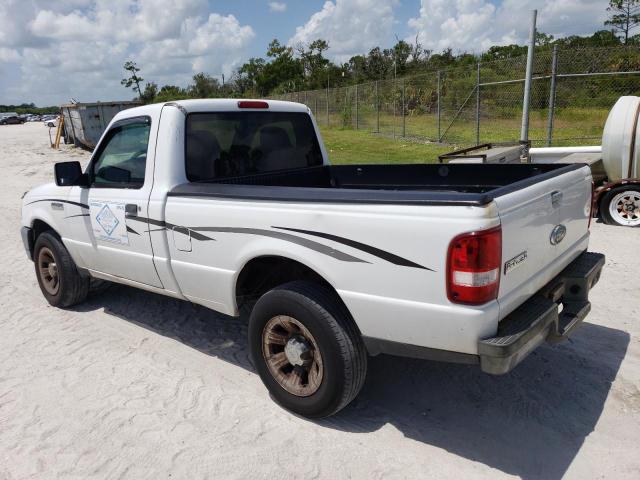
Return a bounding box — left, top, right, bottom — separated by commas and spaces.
600, 186, 640, 227
34, 232, 89, 307
248, 281, 367, 418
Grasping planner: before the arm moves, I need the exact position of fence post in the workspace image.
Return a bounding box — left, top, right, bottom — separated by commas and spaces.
546, 45, 558, 147
402, 79, 406, 137
375, 80, 380, 133
314, 95, 318, 117
326, 82, 329, 127
520, 9, 537, 143
476, 62, 481, 145
437, 70, 441, 141
393, 79, 397, 138
355, 84, 359, 130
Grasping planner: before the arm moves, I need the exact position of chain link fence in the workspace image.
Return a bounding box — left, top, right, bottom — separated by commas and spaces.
271, 46, 640, 147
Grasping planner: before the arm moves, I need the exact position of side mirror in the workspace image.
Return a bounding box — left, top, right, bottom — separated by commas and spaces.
54, 161, 88, 187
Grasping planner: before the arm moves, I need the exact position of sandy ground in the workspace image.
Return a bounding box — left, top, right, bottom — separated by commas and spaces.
0, 122, 638, 480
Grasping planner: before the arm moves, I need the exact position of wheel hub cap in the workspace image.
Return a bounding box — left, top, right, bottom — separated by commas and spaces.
37, 246, 59, 295
610, 190, 640, 226
48, 263, 57, 277
284, 335, 312, 367
262, 315, 324, 397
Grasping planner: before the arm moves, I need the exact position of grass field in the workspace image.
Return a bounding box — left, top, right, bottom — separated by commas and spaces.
318, 107, 608, 164
319, 128, 454, 164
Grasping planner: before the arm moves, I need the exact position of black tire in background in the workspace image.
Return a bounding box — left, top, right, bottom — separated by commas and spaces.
33, 231, 89, 308
600, 185, 640, 227
248, 281, 367, 418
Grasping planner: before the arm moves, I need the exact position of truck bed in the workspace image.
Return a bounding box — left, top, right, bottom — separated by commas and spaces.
169, 163, 585, 206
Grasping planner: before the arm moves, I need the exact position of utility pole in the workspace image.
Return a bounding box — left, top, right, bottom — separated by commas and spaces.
520, 9, 537, 144
476, 62, 481, 145
546, 45, 558, 147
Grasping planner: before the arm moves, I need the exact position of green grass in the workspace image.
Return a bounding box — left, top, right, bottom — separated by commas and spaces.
319, 128, 454, 165
317, 106, 609, 165
318, 107, 609, 159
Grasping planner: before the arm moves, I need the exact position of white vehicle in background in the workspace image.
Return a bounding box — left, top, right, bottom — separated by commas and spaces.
21, 99, 604, 418
43, 115, 58, 128
529, 96, 640, 227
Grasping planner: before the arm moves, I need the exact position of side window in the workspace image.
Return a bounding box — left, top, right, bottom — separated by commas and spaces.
91, 118, 151, 188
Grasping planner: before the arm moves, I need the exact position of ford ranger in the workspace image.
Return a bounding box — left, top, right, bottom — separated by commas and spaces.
21, 99, 604, 418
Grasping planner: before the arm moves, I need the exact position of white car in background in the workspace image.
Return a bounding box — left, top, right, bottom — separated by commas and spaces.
43, 116, 58, 128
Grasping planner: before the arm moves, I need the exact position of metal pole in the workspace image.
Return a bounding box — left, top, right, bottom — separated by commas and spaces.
326, 77, 330, 126
546, 45, 558, 147
476, 62, 481, 145
375, 80, 380, 133
401, 79, 406, 137
355, 84, 359, 130
393, 76, 397, 138
520, 9, 537, 143
437, 71, 441, 141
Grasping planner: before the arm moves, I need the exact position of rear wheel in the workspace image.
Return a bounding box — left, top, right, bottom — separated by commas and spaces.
34, 232, 89, 307
601, 186, 640, 227
248, 281, 367, 418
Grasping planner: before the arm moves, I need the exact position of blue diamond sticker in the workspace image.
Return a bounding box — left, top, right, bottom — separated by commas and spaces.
96, 204, 119, 236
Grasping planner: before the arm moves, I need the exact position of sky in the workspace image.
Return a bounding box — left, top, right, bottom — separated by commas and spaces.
0, 0, 609, 106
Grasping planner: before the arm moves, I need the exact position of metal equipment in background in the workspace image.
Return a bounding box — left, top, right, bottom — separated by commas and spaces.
438, 143, 528, 165
61, 100, 140, 150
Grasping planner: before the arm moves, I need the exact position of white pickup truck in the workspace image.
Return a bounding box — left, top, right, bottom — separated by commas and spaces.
21, 99, 604, 418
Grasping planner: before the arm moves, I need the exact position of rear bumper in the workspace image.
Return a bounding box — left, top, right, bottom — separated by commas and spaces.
478, 251, 605, 374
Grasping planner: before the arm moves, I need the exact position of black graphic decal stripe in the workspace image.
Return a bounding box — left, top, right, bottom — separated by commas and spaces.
27, 199, 89, 209
64, 213, 90, 219
273, 226, 433, 271
190, 226, 367, 264
126, 225, 140, 235
122, 216, 396, 266
126, 215, 214, 242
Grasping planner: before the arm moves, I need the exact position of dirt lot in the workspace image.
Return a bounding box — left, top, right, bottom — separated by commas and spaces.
1, 123, 638, 480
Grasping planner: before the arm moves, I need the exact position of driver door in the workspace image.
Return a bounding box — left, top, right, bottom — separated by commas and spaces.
75, 115, 162, 288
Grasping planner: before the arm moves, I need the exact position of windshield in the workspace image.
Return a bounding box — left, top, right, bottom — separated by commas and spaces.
185, 111, 323, 181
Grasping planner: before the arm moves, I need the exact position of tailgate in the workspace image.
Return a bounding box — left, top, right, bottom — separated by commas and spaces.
494, 165, 592, 319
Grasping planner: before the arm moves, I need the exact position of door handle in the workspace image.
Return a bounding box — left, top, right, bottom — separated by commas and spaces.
125, 203, 138, 217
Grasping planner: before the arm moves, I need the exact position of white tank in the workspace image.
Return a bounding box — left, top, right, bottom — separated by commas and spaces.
601, 96, 640, 181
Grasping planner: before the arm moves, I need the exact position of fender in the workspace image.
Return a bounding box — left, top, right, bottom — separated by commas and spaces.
231, 246, 342, 315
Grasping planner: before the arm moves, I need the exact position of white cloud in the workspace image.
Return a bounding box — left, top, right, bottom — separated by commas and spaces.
407, 0, 608, 52
289, 0, 398, 62
269, 2, 287, 13
0, 0, 254, 105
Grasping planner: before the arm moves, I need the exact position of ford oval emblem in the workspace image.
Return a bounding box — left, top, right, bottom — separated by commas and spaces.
550, 224, 567, 245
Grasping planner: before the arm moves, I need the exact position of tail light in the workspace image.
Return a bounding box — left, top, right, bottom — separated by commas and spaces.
447, 226, 502, 305
237, 101, 269, 109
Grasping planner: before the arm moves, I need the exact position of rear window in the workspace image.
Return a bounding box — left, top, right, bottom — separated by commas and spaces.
185, 112, 323, 181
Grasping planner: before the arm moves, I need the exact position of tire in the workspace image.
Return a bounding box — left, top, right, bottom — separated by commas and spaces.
33, 231, 89, 307
248, 281, 367, 418
600, 186, 640, 227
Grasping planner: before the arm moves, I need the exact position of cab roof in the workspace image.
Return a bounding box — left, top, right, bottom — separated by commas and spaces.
115, 99, 310, 120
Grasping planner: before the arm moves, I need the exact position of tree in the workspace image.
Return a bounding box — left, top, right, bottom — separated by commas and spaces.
605, 0, 640, 44
297, 39, 332, 88
189, 73, 221, 98
140, 82, 158, 104
154, 85, 189, 103
535, 31, 555, 46
120, 61, 144, 97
